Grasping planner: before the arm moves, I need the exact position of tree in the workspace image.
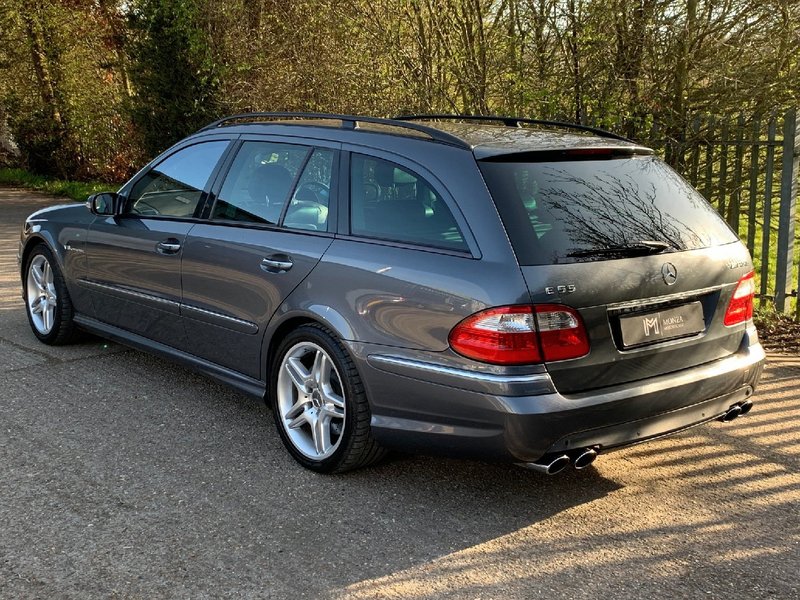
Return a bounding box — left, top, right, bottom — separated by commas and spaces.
126, 0, 219, 158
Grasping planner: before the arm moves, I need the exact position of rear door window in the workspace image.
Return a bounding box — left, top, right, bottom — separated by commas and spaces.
479, 155, 738, 265
212, 141, 311, 225
350, 154, 467, 251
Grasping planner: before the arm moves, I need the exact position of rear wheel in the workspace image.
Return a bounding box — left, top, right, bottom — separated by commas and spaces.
23, 245, 79, 345
270, 324, 385, 473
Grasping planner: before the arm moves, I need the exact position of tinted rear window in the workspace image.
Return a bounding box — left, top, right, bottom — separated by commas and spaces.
479, 156, 738, 265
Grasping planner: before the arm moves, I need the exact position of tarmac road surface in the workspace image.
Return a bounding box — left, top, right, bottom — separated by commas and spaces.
1, 187, 798, 599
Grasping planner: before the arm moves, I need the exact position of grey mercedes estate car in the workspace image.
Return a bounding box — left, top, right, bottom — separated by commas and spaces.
19, 113, 765, 474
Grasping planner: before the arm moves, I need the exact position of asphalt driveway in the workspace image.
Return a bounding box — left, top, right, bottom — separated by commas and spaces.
1, 187, 798, 599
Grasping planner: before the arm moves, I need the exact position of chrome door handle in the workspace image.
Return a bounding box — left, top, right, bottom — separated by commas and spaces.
156, 239, 182, 254
261, 257, 293, 272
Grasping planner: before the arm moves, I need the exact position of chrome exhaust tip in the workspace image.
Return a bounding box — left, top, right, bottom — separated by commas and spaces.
719, 404, 742, 422
572, 448, 598, 470
519, 454, 571, 475
739, 399, 754, 415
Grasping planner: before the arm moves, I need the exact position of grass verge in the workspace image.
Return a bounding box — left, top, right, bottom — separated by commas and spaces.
0, 168, 118, 202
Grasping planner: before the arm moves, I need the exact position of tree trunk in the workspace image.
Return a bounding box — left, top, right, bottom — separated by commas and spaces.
21, 1, 64, 130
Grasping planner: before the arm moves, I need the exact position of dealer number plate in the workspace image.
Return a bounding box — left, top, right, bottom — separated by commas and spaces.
619, 301, 705, 348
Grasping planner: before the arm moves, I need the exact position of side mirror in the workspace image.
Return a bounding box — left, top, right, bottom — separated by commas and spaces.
87, 192, 123, 216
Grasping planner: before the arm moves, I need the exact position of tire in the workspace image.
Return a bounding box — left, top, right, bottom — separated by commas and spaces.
269, 323, 386, 473
23, 244, 80, 345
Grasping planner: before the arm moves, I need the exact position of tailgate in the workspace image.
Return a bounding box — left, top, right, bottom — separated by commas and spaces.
520, 244, 754, 393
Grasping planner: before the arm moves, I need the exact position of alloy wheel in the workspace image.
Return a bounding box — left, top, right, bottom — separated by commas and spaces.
276, 341, 346, 460
26, 254, 58, 335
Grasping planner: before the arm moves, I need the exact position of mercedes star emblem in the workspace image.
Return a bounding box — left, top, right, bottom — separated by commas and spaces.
661, 262, 678, 285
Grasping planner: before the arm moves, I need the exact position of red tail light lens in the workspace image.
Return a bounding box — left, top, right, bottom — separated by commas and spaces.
448, 304, 589, 365
724, 271, 756, 326
535, 304, 591, 362
448, 306, 541, 365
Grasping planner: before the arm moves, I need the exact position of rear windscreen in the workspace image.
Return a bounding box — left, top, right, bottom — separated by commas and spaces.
479, 155, 738, 265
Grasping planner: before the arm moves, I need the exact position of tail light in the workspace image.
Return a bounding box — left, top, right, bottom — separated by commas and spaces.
724, 271, 756, 326
448, 304, 589, 365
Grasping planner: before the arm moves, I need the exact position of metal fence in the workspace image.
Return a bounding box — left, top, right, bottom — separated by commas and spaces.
644, 109, 800, 319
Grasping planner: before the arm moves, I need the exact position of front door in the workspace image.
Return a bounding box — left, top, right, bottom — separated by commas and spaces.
84, 139, 231, 347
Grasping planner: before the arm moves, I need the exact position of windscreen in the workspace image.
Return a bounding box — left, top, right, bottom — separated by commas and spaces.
479, 155, 738, 265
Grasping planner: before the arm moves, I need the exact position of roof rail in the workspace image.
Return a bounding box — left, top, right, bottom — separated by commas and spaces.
197, 112, 471, 149
395, 114, 632, 143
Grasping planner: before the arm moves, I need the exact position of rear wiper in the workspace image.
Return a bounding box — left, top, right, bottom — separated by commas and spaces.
567, 240, 674, 258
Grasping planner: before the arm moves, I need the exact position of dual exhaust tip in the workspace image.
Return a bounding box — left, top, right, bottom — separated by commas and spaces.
523, 447, 598, 476
719, 399, 754, 422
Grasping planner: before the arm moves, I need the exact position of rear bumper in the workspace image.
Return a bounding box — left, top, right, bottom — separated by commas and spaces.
353, 326, 765, 463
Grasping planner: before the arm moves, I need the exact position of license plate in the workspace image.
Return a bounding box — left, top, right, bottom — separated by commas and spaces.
619, 302, 705, 348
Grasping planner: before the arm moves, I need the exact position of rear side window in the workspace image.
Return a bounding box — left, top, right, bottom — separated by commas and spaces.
128, 141, 229, 218
479, 155, 738, 265
350, 154, 467, 251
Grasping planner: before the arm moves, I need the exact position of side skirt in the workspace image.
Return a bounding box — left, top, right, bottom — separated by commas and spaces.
74, 315, 267, 401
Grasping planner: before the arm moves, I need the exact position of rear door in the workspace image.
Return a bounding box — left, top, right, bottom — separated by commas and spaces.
179, 137, 338, 378
84, 138, 231, 347
479, 153, 752, 393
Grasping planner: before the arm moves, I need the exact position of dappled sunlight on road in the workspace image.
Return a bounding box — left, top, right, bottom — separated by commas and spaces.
339, 356, 800, 599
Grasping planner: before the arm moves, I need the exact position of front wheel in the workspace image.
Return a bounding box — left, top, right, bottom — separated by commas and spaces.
270, 324, 385, 473
23, 245, 80, 345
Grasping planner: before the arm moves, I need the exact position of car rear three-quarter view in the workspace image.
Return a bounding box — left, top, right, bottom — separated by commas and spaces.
18, 113, 765, 475
349, 117, 765, 475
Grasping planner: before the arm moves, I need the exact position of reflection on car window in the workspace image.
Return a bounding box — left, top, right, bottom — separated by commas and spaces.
480, 156, 739, 265
350, 154, 467, 251
213, 141, 310, 225
128, 141, 228, 218
283, 149, 334, 232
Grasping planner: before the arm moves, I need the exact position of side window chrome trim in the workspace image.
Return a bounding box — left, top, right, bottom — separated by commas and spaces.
335, 233, 476, 258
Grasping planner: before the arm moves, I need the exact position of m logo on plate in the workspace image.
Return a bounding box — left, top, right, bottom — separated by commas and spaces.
643, 316, 660, 336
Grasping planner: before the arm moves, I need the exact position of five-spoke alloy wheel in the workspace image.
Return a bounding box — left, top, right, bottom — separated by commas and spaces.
270, 324, 385, 472
26, 254, 58, 335
23, 245, 78, 345
277, 341, 347, 460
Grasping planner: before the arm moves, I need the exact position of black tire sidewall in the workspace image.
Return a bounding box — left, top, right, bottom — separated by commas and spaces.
269, 325, 362, 473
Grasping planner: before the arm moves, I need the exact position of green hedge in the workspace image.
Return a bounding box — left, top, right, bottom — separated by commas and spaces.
0, 168, 119, 202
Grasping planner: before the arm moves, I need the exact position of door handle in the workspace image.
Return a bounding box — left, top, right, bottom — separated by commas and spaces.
156, 239, 182, 254
261, 256, 293, 273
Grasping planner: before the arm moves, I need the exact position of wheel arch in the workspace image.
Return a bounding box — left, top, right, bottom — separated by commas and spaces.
262, 305, 357, 383
20, 233, 62, 280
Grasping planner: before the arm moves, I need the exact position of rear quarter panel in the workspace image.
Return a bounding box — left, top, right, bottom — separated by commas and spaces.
266, 140, 530, 359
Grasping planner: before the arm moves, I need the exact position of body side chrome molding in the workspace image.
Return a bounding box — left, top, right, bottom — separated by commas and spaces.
181, 303, 259, 334
79, 279, 180, 309
79, 278, 258, 334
